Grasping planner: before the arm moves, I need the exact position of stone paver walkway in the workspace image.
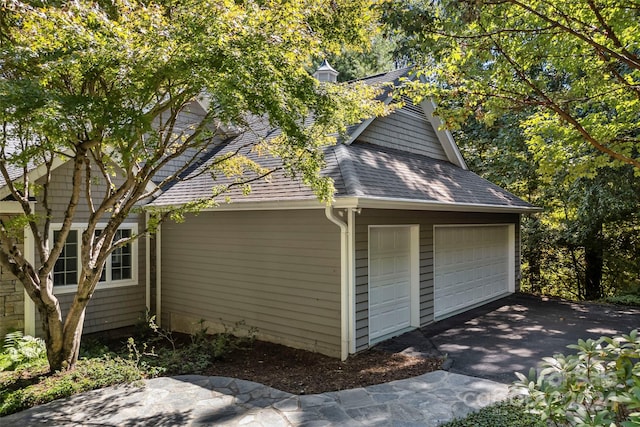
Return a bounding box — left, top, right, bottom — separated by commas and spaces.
1, 370, 508, 426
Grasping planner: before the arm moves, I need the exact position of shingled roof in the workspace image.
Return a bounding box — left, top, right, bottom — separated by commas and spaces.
149, 133, 535, 212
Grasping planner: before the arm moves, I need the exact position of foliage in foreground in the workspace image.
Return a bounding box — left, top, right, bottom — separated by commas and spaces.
439, 401, 545, 427
513, 329, 640, 426
0, 0, 388, 371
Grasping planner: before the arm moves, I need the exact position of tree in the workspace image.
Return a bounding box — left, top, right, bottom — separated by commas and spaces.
381, 0, 640, 173
0, 0, 388, 371
455, 110, 640, 300
325, 34, 398, 82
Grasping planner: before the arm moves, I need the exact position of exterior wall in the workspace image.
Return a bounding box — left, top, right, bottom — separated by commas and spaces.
354, 209, 520, 351
356, 108, 449, 161
0, 215, 24, 336
160, 209, 342, 357
33, 160, 146, 336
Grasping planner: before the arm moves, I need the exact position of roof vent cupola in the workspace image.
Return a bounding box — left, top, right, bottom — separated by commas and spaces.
313, 59, 339, 83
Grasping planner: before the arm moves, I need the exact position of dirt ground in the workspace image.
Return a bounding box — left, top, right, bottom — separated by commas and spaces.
204, 339, 442, 395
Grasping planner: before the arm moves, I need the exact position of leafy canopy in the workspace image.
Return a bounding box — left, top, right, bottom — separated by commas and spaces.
0, 0, 389, 371
382, 0, 640, 176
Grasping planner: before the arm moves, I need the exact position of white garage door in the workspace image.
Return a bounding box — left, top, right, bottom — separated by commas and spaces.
434, 225, 513, 320
369, 226, 415, 342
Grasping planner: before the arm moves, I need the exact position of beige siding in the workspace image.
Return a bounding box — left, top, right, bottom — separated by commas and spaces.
354, 209, 520, 351
356, 109, 449, 161
33, 160, 146, 336
161, 209, 342, 357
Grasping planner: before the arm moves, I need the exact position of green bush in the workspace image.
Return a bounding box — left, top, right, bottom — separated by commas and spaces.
513, 329, 640, 426
0, 331, 47, 371
439, 401, 545, 427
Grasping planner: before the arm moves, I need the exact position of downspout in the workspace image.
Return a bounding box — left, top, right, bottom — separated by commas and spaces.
347, 208, 357, 354
145, 212, 151, 312
325, 206, 349, 361
155, 223, 162, 327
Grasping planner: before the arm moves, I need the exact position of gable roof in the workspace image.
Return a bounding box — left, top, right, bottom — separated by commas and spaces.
149, 67, 536, 213
343, 68, 467, 170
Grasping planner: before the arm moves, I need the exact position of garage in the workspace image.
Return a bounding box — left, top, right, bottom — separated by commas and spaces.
434, 224, 515, 320
368, 225, 419, 343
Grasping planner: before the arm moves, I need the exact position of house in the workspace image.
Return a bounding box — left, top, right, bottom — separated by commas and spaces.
0, 66, 538, 360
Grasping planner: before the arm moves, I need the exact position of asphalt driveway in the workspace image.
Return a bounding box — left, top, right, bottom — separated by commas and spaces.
379, 293, 640, 384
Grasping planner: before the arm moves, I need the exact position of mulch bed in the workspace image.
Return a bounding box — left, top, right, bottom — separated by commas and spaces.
204, 339, 443, 395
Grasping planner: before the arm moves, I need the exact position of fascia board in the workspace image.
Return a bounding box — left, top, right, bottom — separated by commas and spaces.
337, 196, 542, 214
145, 196, 541, 214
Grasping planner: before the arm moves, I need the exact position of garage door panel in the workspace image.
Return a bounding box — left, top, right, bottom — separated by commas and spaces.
434, 225, 511, 320
369, 227, 413, 341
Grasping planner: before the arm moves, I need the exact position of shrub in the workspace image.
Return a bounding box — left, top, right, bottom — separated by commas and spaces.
131, 316, 258, 375
0, 331, 47, 371
602, 294, 640, 307
513, 329, 640, 426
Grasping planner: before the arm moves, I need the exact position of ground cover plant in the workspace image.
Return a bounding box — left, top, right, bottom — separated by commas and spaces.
439, 401, 545, 427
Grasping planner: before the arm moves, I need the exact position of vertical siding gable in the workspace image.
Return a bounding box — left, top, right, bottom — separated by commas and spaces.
355, 106, 449, 161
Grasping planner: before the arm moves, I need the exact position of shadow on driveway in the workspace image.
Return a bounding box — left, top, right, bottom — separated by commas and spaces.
379, 293, 640, 384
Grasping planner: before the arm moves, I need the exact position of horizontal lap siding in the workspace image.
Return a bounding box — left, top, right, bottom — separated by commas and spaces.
356, 109, 449, 161
161, 209, 342, 357
355, 209, 519, 351
34, 160, 146, 336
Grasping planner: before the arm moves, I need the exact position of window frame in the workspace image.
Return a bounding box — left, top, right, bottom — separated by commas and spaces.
50, 223, 139, 294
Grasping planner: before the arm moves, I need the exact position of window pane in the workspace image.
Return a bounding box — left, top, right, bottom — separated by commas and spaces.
53, 230, 78, 286
66, 272, 77, 284
109, 228, 133, 282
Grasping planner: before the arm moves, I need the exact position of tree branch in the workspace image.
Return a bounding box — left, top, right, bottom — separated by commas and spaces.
485, 23, 640, 169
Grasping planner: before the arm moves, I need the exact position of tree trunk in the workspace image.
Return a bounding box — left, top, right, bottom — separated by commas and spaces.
39, 282, 87, 371
43, 311, 85, 371
584, 225, 604, 300
525, 216, 543, 293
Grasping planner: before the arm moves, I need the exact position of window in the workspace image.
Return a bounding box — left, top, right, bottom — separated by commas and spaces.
53, 230, 78, 287
52, 224, 137, 293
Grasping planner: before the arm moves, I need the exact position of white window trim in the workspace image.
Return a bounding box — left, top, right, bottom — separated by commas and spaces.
50, 223, 139, 294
